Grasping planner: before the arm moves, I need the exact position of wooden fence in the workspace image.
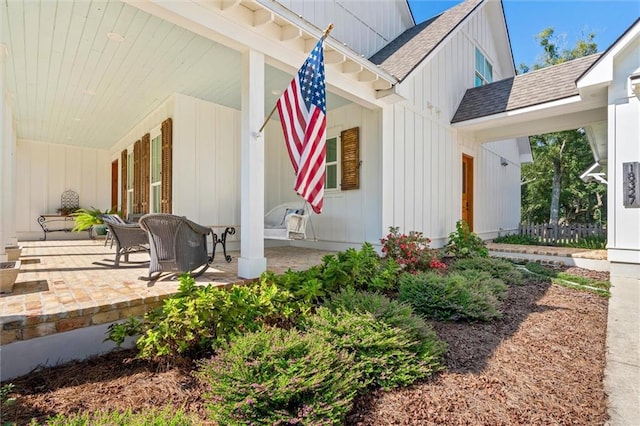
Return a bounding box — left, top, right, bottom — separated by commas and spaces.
519, 223, 606, 245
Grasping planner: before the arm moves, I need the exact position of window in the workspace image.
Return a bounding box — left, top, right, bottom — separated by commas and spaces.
325, 136, 340, 190
475, 47, 493, 87
150, 134, 162, 213
126, 151, 134, 215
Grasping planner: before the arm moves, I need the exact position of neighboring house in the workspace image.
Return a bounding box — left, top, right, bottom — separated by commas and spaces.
0, 0, 526, 279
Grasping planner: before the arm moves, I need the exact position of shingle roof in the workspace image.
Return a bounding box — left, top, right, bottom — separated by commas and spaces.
369, 0, 484, 81
451, 53, 602, 123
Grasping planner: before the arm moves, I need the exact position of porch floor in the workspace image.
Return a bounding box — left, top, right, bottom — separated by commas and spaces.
0, 240, 333, 346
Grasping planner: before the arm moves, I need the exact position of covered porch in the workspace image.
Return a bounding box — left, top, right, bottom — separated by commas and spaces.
0, 239, 334, 380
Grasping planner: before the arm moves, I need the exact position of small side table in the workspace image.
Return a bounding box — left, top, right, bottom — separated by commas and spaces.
209, 226, 237, 263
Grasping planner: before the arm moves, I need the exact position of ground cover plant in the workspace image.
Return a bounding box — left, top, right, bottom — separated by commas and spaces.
2, 241, 610, 425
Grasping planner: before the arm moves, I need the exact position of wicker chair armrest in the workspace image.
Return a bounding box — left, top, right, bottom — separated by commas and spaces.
183, 219, 212, 236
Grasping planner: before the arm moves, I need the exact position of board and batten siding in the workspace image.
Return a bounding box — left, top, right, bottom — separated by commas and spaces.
383, 2, 520, 245
265, 102, 382, 246
608, 39, 640, 261
15, 140, 110, 239
172, 94, 241, 227
275, 0, 414, 58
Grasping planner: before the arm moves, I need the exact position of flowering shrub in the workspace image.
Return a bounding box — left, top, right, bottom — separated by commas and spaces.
381, 226, 432, 272
429, 257, 448, 271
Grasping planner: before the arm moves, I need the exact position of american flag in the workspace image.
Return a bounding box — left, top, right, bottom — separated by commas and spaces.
276, 38, 327, 214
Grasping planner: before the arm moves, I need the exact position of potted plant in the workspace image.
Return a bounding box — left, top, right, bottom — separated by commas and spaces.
71, 207, 114, 236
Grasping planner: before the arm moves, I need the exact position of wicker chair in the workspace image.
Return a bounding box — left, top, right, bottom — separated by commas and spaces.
104, 221, 149, 267
138, 214, 213, 281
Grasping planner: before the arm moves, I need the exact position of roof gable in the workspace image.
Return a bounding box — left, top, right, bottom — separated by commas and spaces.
577, 18, 640, 89
369, 0, 485, 81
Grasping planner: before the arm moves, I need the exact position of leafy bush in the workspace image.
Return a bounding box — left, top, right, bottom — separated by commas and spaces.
301, 307, 445, 390
323, 288, 447, 358
320, 242, 400, 292
123, 274, 304, 359
450, 257, 524, 285
381, 226, 434, 272
492, 234, 541, 245
30, 407, 195, 425
445, 220, 488, 258
398, 271, 506, 321
198, 327, 361, 425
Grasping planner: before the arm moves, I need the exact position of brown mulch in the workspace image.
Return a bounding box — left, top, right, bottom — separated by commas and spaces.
2, 267, 609, 425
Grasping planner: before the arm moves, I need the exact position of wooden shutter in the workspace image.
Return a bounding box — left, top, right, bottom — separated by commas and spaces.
141, 133, 151, 213
120, 150, 127, 218
161, 118, 173, 213
133, 140, 142, 213
340, 127, 360, 190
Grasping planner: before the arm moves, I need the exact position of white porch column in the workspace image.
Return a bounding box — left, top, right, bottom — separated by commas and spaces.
380, 104, 395, 235
238, 49, 266, 278
0, 43, 7, 261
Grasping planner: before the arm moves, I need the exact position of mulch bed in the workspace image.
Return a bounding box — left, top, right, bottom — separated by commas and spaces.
2, 266, 609, 425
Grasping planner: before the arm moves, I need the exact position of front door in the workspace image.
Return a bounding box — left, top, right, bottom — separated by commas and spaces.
462, 154, 474, 231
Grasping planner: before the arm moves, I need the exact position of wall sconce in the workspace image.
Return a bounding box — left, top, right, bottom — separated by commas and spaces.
500, 157, 508, 167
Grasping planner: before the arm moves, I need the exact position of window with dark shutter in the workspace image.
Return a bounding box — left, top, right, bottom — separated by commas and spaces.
120, 150, 128, 218
133, 140, 141, 213
161, 118, 173, 213
340, 127, 360, 190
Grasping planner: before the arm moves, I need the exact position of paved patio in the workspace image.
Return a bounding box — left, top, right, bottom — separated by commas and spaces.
0, 240, 334, 348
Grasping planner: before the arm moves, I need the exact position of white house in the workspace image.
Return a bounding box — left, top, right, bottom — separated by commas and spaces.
1, 0, 638, 419
1, 0, 526, 280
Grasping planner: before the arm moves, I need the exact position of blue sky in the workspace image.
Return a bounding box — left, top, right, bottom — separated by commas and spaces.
407, 0, 639, 69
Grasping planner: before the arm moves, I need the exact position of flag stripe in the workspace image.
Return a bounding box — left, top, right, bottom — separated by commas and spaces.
275, 37, 327, 214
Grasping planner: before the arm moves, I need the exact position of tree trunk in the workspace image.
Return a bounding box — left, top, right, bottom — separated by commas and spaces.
549, 159, 562, 226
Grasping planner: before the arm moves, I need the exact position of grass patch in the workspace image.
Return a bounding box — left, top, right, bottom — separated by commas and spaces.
519, 262, 610, 297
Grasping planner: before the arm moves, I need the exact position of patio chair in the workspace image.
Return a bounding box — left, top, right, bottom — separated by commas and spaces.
101, 214, 127, 248
104, 222, 150, 267
138, 213, 213, 281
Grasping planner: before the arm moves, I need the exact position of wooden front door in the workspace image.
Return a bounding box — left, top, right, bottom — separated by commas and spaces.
462, 154, 474, 231
111, 160, 118, 211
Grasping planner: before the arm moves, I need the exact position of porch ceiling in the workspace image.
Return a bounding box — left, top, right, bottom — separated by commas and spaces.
0, 0, 354, 150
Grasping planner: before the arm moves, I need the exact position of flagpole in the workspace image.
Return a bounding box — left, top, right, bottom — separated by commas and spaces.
257, 23, 334, 134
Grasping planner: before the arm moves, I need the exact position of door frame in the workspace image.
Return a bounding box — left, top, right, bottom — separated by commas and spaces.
462, 154, 474, 231
111, 160, 118, 211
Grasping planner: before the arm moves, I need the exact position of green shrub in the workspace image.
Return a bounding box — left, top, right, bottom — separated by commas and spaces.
198, 327, 361, 425
398, 271, 506, 321
323, 288, 447, 358
30, 407, 195, 426
445, 220, 488, 258
302, 306, 445, 390
450, 257, 524, 285
492, 234, 541, 245
129, 274, 304, 359
320, 242, 400, 292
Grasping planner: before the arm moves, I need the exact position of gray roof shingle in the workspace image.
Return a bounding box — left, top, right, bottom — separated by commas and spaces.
369, 0, 484, 81
451, 53, 602, 123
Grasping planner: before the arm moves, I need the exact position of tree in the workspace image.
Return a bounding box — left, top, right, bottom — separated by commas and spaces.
520, 28, 606, 225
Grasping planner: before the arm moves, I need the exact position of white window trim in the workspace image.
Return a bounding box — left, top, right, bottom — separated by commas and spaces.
325, 128, 342, 193
150, 130, 162, 213
474, 47, 493, 87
